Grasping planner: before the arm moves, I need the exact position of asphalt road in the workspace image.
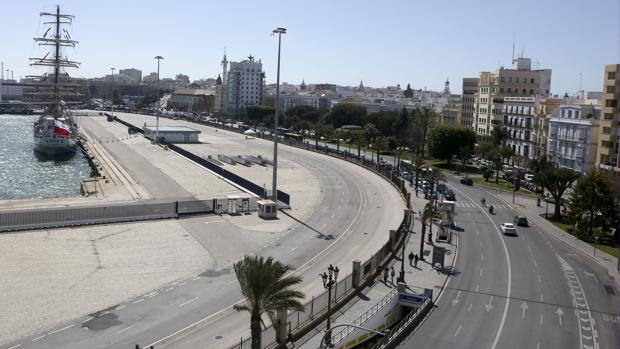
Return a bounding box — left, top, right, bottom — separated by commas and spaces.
399, 175, 619, 349
3, 123, 404, 349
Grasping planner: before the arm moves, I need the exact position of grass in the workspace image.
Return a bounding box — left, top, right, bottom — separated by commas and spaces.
544, 214, 619, 258
431, 162, 480, 174
470, 177, 539, 198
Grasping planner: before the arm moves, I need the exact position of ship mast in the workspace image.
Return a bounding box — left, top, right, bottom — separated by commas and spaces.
28, 5, 80, 116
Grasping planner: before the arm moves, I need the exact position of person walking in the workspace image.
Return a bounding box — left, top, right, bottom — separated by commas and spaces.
383, 266, 389, 285
408, 251, 414, 266
390, 266, 395, 285
414, 254, 419, 268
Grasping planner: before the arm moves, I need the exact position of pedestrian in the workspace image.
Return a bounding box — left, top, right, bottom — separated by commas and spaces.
414, 254, 419, 268
390, 266, 395, 285
408, 251, 414, 266
383, 266, 389, 284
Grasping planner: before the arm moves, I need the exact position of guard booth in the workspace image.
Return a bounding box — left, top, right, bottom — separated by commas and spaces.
227, 195, 240, 215
257, 200, 277, 219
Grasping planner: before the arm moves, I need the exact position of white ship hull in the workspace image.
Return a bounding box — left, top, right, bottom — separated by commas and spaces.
33, 116, 78, 156
34, 134, 77, 155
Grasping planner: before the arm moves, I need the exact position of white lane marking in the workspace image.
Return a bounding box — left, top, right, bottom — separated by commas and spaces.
148, 157, 370, 348
178, 297, 198, 307
80, 317, 93, 324
192, 276, 201, 281
454, 324, 462, 336
467, 303, 473, 312
556, 308, 564, 326
48, 324, 75, 335
290, 246, 298, 252
538, 275, 542, 283
521, 302, 528, 319
479, 267, 483, 277
481, 254, 484, 263
178, 281, 187, 286
164, 287, 175, 292
540, 293, 544, 302
452, 290, 461, 306
100, 311, 110, 316
116, 305, 127, 310
540, 314, 543, 325
145, 291, 158, 298
31, 335, 45, 342
532, 258, 538, 268
475, 285, 480, 292
116, 323, 138, 334
536, 342, 540, 349
7, 345, 22, 349
204, 220, 226, 224
485, 296, 495, 312
132, 298, 145, 304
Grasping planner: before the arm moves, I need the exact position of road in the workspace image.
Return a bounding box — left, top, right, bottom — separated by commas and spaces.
399, 174, 619, 348
2, 121, 405, 349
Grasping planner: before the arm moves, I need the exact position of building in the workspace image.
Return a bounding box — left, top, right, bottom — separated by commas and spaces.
214, 52, 228, 113
119, 68, 142, 84
547, 104, 601, 173
473, 58, 552, 139
144, 125, 201, 143
440, 94, 462, 126
595, 64, 619, 169
175, 74, 190, 85
226, 56, 265, 116
461, 78, 478, 128
168, 87, 214, 112
279, 93, 320, 114
500, 96, 538, 159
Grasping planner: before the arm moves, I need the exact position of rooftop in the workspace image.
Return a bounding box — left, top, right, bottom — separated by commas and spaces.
144, 126, 201, 133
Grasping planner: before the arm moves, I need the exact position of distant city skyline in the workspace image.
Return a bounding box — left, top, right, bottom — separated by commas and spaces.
0, 0, 617, 94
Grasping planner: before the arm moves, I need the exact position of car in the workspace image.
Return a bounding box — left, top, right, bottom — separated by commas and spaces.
460, 177, 474, 186
514, 215, 529, 227
500, 223, 517, 235
445, 190, 456, 201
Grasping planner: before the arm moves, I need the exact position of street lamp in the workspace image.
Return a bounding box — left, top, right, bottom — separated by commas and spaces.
545, 193, 550, 219
271, 27, 286, 204
399, 211, 415, 283
321, 264, 339, 334
154, 55, 164, 144
110, 67, 115, 118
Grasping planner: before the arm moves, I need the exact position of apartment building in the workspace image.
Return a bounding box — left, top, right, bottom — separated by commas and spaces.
595, 64, 620, 169
226, 56, 265, 116
461, 78, 478, 128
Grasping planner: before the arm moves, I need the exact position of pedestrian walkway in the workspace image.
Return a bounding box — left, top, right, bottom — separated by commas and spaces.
493, 192, 619, 286
453, 200, 511, 210
294, 187, 458, 349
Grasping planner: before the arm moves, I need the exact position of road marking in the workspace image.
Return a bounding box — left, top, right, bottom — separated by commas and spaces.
520, 302, 528, 319
116, 305, 127, 310
290, 246, 298, 252
467, 303, 472, 312
532, 258, 538, 268
7, 345, 22, 349
204, 220, 226, 224
48, 324, 74, 335
451, 290, 461, 306
80, 317, 93, 324
485, 296, 495, 312
192, 276, 201, 281
132, 298, 145, 304
475, 285, 479, 292
536, 342, 540, 349
145, 291, 158, 298
538, 274, 542, 283
116, 323, 138, 334
164, 287, 175, 292
178, 281, 187, 286
31, 335, 45, 342
540, 314, 543, 325
479, 267, 483, 277
556, 308, 564, 326
481, 254, 484, 262
100, 311, 110, 316
540, 294, 544, 302
454, 324, 462, 336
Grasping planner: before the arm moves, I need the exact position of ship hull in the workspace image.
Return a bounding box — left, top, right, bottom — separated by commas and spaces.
34, 135, 77, 155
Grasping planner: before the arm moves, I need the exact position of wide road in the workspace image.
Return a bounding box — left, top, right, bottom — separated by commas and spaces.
400, 174, 619, 348
4, 120, 405, 349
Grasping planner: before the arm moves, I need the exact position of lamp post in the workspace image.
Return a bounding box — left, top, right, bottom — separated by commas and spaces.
154, 55, 164, 144
545, 193, 550, 219
321, 264, 339, 335
110, 67, 115, 118
399, 211, 414, 283
271, 27, 286, 203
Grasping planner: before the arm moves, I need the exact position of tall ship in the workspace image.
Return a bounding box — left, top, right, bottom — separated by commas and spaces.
30, 6, 81, 156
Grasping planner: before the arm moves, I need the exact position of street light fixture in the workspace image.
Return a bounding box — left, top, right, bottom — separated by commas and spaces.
154, 55, 164, 144
271, 27, 286, 204
321, 264, 339, 335
399, 211, 415, 283
110, 67, 115, 118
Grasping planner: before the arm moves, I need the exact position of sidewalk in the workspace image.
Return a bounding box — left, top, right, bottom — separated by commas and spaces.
494, 192, 619, 286
294, 185, 457, 349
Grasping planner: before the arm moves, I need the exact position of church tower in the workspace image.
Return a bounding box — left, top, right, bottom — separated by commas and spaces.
444, 78, 450, 95
220, 49, 228, 113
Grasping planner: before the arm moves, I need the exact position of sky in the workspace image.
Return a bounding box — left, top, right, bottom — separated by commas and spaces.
0, 0, 618, 94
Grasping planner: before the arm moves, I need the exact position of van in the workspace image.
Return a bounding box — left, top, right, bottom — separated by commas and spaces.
524, 174, 534, 182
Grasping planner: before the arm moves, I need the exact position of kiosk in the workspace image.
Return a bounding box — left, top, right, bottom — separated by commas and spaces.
257, 200, 277, 219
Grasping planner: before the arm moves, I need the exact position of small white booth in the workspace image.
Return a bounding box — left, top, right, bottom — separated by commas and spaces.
257, 200, 278, 219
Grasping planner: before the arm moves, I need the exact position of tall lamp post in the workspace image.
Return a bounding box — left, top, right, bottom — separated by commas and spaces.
271, 27, 286, 203
110, 67, 115, 118
399, 211, 414, 283
154, 55, 164, 144
545, 193, 550, 218
321, 264, 339, 337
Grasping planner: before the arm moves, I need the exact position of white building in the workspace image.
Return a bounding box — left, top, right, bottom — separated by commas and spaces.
501, 97, 538, 159
547, 104, 601, 173
279, 93, 320, 114
226, 56, 265, 116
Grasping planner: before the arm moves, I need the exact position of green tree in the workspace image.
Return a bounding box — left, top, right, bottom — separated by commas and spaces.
419, 201, 440, 256
374, 135, 389, 164
534, 168, 580, 219
395, 107, 412, 146
233, 256, 305, 349
569, 169, 618, 239
246, 105, 275, 126
365, 111, 399, 137
491, 125, 509, 146
412, 107, 436, 157
426, 125, 476, 164
490, 150, 504, 183
328, 103, 367, 128
476, 142, 494, 160
530, 155, 554, 175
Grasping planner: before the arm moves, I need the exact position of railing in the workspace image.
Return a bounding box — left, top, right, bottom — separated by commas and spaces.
371, 297, 434, 349
331, 289, 397, 345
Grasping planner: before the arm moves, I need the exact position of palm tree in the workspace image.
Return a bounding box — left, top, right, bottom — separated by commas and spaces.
419, 202, 439, 260
234, 256, 305, 349
424, 168, 446, 196
491, 125, 509, 146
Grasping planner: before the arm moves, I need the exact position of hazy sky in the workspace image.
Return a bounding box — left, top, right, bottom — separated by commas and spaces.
1, 0, 618, 94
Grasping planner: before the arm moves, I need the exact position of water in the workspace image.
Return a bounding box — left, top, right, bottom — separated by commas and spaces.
0, 114, 91, 200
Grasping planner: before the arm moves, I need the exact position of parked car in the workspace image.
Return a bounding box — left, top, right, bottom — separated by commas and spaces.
514, 216, 529, 227
500, 223, 517, 235
445, 190, 456, 201
460, 177, 474, 186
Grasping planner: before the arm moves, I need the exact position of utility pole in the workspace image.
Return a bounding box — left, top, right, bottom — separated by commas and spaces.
154, 55, 164, 144
110, 67, 115, 118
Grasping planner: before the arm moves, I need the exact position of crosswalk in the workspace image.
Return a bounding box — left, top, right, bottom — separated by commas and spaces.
453, 201, 512, 210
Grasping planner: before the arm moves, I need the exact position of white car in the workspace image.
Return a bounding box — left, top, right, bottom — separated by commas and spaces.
500, 223, 517, 235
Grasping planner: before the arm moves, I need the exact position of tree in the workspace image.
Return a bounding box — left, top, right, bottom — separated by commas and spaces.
419, 201, 440, 258
246, 105, 275, 126
476, 142, 494, 160
530, 155, 553, 175
233, 256, 305, 349
328, 103, 367, 128
395, 107, 412, 146
374, 135, 389, 164
424, 168, 446, 197
491, 125, 509, 146
351, 130, 367, 158
412, 107, 436, 157
365, 111, 399, 137
534, 168, 580, 219
490, 150, 504, 183
426, 125, 476, 164
569, 169, 618, 239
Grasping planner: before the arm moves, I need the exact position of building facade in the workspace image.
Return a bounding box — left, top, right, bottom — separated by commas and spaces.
440, 94, 462, 126
547, 104, 601, 173
461, 78, 478, 128
501, 97, 538, 159
596, 64, 619, 169
472, 58, 552, 139
168, 88, 214, 112
119, 68, 142, 84
279, 94, 320, 114
226, 56, 264, 116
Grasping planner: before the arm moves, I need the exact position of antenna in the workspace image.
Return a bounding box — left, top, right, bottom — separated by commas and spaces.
512, 33, 515, 61
0, 62, 3, 80
579, 72, 583, 91
520, 44, 524, 58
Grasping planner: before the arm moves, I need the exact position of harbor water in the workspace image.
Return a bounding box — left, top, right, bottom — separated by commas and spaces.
0, 114, 91, 200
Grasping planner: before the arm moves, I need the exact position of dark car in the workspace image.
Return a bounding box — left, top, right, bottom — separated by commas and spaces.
514, 215, 529, 227
445, 190, 456, 201
460, 177, 474, 186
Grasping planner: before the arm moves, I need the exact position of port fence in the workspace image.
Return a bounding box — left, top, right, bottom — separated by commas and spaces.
0, 197, 257, 233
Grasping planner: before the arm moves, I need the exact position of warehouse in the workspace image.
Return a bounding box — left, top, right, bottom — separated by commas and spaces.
144, 126, 201, 143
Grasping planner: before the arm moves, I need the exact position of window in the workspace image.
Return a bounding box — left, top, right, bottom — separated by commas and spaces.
522, 89, 526, 94
607, 86, 615, 94
575, 111, 580, 118
508, 88, 512, 93
568, 110, 572, 118
531, 78, 535, 83
530, 89, 534, 94
608, 72, 615, 80
500, 87, 504, 93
